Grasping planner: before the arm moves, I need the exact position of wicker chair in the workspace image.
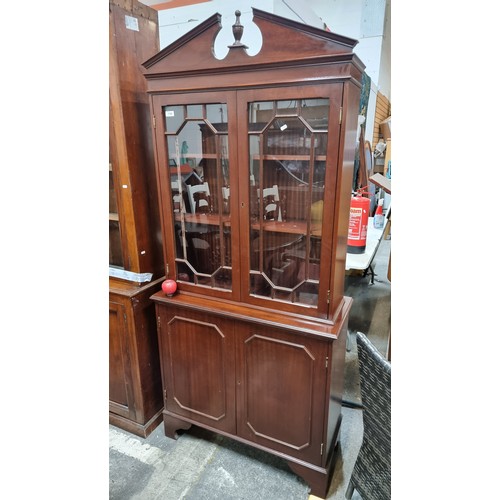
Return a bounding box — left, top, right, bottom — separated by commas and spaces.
346, 331, 391, 500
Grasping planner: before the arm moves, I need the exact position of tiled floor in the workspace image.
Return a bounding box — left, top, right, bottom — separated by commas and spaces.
109, 234, 391, 499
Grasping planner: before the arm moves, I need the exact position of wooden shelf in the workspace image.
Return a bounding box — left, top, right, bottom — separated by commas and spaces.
172, 153, 220, 160
252, 154, 327, 161
174, 213, 230, 225
251, 219, 321, 236
172, 215, 321, 236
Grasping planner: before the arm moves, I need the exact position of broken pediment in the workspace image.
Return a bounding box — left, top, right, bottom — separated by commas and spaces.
142, 7, 361, 78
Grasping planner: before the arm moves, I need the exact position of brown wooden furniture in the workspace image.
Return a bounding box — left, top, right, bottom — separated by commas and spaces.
143, 9, 364, 497
109, 277, 164, 436
109, 0, 165, 437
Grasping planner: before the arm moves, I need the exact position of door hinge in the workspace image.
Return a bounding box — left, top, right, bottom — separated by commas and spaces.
163, 389, 167, 401
325, 356, 329, 369
157, 315, 161, 329
123, 313, 127, 323
153, 114, 156, 129
166, 263, 169, 277
320, 443, 324, 456
339, 107, 343, 125
327, 289, 331, 304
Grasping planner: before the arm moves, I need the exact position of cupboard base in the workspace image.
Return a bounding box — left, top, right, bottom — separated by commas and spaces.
164, 412, 193, 439
110, 407, 164, 439
287, 416, 341, 499
162, 409, 342, 499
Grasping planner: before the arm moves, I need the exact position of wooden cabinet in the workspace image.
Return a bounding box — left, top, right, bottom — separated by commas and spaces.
109, 0, 165, 436
157, 305, 237, 436
109, 278, 164, 437
143, 8, 364, 497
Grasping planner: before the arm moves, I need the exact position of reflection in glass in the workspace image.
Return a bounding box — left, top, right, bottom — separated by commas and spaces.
207, 103, 228, 124
276, 99, 298, 114
248, 98, 329, 307
109, 166, 123, 268
109, 170, 118, 214
109, 220, 124, 268
164, 105, 184, 133
186, 104, 203, 118
164, 103, 232, 291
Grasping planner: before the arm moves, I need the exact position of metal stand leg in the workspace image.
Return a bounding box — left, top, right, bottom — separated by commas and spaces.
345, 480, 355, 499
369, 264, 375, 284
362, 265, 375, 284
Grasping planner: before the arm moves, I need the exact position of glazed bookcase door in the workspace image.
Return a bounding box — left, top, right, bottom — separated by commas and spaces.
237, 85, 343, 318
153, 92, 240, 301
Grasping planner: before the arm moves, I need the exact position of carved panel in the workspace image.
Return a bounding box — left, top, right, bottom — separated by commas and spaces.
167, 316, 227, 421
109, 301, 132, 416
243, 334, 315, 450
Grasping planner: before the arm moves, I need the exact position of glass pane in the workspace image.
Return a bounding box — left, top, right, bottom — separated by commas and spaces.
164, 105, 184, 133
248, 98, 330, 307
165, 103, 232, 291
276, 99, 298, 114
109, 220, 124, 268
186, 104, 203, 118
109, 170, 118, 214
109, 165, 123, 268
267, 117, 309, 157
302, 99, 329, 130
206, 103, 228, 124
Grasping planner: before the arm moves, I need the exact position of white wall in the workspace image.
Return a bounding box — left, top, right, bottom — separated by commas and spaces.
273, 0, 324, 28
377, 0, 391, 101
158, 0, 275, 56
308, 0, 390, 98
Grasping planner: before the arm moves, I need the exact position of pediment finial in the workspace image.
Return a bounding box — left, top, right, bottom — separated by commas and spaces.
228, 10, 248, 49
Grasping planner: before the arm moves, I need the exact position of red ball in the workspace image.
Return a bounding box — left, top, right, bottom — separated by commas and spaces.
162, 279, 177, 296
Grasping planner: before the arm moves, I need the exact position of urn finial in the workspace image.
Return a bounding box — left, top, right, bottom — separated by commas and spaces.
228, 10, 248, 49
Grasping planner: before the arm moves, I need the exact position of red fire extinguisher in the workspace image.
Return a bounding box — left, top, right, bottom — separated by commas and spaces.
347, 186, 370, 254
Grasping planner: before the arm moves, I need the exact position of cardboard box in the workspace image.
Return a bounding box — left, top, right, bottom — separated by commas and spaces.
369, 173, 391, 194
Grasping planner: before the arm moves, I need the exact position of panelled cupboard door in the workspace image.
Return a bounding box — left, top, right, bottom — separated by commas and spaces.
157, 306, 237, 435
109, 301, 135, 419
236, 323, 329, 466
